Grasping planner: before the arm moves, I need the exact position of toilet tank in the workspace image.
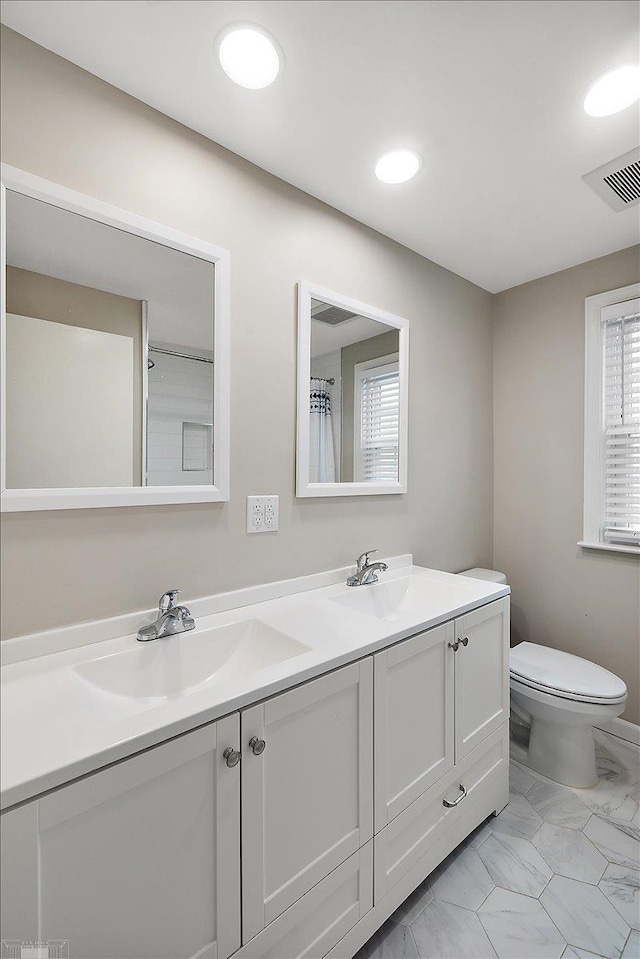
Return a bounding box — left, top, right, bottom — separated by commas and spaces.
458, 567, 507, 585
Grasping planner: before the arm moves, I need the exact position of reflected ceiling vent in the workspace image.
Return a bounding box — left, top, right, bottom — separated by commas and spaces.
311, 299, 358, 325
583, 148, 640, 212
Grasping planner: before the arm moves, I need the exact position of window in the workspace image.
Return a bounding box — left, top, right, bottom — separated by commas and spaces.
583, 285, 640, 553
354, 353, 400, 482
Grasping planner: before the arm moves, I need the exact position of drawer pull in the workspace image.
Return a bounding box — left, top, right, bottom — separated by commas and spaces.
460, 636, 469, 647
443, 784, 467, 807
223, 747, 241, 768
448, 640, 460, 651
249, 736, 266, 756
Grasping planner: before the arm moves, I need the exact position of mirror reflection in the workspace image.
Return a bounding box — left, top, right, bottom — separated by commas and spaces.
310, 298, 400, 484
4, 191, 215, 489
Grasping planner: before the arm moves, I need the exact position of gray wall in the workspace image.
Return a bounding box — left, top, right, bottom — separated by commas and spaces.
494, 246, 640, 724
0, 28, 495, 639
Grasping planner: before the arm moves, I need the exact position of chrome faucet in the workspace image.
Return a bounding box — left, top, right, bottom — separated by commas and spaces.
346, 550, 389, 587
137, 589, 195, 642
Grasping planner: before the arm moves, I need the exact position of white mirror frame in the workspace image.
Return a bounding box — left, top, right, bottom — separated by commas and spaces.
296, 280, 409, 497
0, 164, 230, 511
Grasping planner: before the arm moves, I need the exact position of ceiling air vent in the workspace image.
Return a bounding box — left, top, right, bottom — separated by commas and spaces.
311, 300, 358, 326
583, 148, 640, 212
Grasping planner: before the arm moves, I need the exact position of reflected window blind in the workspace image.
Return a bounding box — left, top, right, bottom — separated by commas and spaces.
360, 364, 400, 482
602, 308, 640, 545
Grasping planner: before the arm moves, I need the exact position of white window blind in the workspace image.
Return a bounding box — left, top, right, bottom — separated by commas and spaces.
358, 360, 400, 482
602, 305, 640, 546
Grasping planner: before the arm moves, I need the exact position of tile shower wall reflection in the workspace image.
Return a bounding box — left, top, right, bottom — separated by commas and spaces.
147, 346, 214, 486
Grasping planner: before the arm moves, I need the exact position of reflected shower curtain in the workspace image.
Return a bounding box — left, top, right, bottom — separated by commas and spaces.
309, 378, 336, 483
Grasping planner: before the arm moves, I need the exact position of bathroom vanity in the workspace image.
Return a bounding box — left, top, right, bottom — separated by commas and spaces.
0, 560, 510, 959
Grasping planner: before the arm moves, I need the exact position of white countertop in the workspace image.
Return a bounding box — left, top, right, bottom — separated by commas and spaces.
0, 562, 508, 810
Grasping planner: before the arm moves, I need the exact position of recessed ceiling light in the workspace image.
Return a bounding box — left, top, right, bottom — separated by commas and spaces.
375, 150, 421, 184
584, 65, 640, 117
218, 25, 280, 89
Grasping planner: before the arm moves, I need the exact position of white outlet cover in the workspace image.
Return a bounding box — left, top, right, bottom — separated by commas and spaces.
247, 495, 279, 533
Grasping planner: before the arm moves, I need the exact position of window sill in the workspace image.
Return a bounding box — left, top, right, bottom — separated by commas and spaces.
578, 541, 640, 556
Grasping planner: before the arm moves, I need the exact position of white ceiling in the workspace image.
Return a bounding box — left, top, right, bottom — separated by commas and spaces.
6, 190, 214, 350
1, 0, 639, 292
311, 308, 394, 358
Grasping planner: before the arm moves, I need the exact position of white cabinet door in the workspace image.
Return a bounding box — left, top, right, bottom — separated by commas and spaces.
0, 802, 39, 944
1, 716, 241, 959
374, 621, 455, 832
241, 659, 374, 942
454, 598, 510, 761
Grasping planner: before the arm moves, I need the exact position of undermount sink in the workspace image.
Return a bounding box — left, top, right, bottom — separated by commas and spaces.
329, 573, 487, 621
71, 619, 310, 703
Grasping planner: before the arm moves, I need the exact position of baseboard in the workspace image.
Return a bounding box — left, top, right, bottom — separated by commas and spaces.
594, 717, 640, 747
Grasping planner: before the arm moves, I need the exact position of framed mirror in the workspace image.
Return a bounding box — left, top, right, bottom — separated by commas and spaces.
296, 281, 409, 497
0, 165, 229, 511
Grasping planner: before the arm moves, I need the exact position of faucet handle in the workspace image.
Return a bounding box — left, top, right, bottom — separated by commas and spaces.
356, 549, 378, 571
159, 589, 181, 613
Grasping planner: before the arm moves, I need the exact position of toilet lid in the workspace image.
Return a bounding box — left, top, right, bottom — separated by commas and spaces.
510, 642, 627, 703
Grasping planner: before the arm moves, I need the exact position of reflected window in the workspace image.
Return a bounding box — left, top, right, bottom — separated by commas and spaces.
355, 355, 400, 482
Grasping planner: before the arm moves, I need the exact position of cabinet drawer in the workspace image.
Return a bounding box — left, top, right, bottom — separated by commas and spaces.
235, 843, 373, 959
374, 724, 509, 901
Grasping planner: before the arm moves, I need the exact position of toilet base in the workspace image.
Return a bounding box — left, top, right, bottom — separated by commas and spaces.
511, 718, 597, 788
510, 676, 626, 789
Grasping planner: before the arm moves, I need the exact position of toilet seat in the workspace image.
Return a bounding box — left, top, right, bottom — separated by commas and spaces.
510, 674, 627, 706
510, 642, 627, 706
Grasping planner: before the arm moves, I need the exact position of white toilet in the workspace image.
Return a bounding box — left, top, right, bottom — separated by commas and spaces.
459, 568, 628, 788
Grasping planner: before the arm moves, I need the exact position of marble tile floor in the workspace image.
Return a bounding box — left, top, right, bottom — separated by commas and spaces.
356, 731, 640, 959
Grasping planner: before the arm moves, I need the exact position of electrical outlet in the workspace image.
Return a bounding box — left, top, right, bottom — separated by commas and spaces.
247, 495, 279, 533
264, 499, 277, 529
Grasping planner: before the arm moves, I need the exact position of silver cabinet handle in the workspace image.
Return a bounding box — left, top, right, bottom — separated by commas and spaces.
223, 747, 241, 768
443, 784, 467, 807
448, 637, 469, 652
249, 736, 266, 756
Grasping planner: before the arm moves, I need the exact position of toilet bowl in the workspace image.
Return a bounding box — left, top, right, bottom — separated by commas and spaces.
458, 569, 628, 788
509, 643, 627, 787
